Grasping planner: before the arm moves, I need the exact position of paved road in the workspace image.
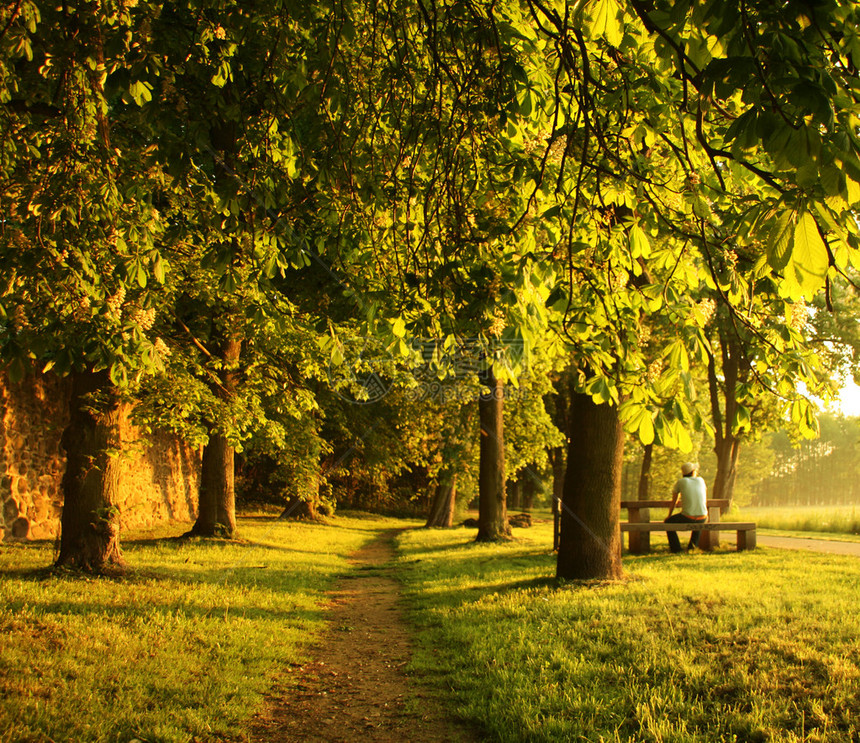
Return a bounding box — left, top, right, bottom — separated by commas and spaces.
756, 534, 860, 556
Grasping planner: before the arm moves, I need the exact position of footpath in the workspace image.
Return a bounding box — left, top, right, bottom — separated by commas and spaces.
251, 528, 856, 742
252, 529, 477, 743
756, 534, 860, 556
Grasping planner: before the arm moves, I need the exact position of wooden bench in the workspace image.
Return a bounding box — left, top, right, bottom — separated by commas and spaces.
620, 499, 756, 552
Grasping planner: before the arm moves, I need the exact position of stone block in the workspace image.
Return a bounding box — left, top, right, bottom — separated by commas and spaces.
11, 517, 29, 539
3, 498, 18, 522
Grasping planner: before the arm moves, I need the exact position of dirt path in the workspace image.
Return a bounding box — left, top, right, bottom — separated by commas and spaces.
252, 529, 477, 743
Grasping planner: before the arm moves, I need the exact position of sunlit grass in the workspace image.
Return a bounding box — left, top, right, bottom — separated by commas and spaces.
736, 504, 860, 536
398, 521, 860, 742
0, 513, 402, 743
5, 511, 858, 742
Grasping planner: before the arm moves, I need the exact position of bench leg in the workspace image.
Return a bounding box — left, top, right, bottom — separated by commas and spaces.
628, 530, 651, 554
699, 530, 712, 551
737, 528, 756, 551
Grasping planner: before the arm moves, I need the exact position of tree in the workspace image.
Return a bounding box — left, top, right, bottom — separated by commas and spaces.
7, 0, 860, 582
476, 368, 511, 541
509, 0, 860, 578
556, 390, 625, 580
1, 1, 178, 571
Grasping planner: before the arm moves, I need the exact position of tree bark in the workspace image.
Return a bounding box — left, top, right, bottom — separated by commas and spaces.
279, 466, 325, 521
708, 332, 741, 505
637, 442, 653, 501
629, 442, 654, 554
187, 335, 241, 538
713, 437, 741, 505
550, 447, 565, 513
506, 477, 521, 510
556, 391, 624, 581
521, 475, 536, 512
55, 370, 125, 573
547, 370, 570, 550
192, 432, 237, 536
550, 446, 565, 551
279, 496, 319, 521
426, 475, 457, 527
476, 371, 511, 541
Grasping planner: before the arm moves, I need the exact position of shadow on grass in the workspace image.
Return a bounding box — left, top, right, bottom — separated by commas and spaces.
1, 588, 325, 630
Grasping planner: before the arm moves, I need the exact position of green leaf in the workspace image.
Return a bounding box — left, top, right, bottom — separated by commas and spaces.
629, 224, 651, 258
846, 177, 860, 206
734, 404, 751, 432
766, 210, 794, 271
663, 339, 689, 372
7, 356, 26, 384
589, 0, 623, 47
638, 412, 655, 446
392, 317, 406, 338
109, 363, 127, 387
153, 256, 165, 284
791, 212, 829, 297
675, 421, 693, 453
586, 375, 612, 404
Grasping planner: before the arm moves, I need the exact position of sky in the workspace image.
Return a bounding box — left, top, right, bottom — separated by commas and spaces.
835, 380, 860, 418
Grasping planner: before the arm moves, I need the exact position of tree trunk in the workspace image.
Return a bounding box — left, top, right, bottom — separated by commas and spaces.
713, 437, 741, 505
426, 475, 457, 527
55, 370, 125, 573
476, 371, 511, 542
550, 447, 565, 512
522, 475, 536, 512
556, 391, 624, 581
550, 446, 565, 550
280, 496, 319, 521
506, 477, 521, 510
707, 332, 741, 506
191, 433, 237, 536
629, 443, 654, 554
279, 466, 326, 521
547, 370, 571, 551
188, 335, 241, 537
638, 442, 653, 501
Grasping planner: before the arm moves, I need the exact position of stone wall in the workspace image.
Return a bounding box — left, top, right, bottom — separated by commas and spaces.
0, 371, 199, 542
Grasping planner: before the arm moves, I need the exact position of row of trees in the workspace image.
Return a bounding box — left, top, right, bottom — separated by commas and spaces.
3, 1, 860, 579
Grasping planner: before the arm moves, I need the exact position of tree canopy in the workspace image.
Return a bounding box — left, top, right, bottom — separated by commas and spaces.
3, 0, 860, 575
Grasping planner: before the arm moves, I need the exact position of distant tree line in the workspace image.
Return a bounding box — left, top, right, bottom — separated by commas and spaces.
621, 414, 860, 508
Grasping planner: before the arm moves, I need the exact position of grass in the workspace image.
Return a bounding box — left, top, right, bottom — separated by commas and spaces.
397, 520, 860, 742
735, 505, 860, 537
0, 513, 402, 743
4, 512, 859, 742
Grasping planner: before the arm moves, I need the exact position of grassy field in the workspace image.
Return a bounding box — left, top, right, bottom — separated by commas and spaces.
735, 505, 860, 537
0, 513, 402, 743
398, 520, 860, 742
3, 513, 859, 742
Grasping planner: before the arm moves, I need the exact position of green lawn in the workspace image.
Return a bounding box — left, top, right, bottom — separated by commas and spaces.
735, 505, 860, 537
0, 514, 401, 743
3, 514, 858, 742
398, 520, 860, 742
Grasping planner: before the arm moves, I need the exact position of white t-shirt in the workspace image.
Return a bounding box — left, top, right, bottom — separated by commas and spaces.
672, 476, 708, 517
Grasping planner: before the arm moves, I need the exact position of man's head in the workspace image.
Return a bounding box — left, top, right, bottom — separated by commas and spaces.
681, 462, 697, 476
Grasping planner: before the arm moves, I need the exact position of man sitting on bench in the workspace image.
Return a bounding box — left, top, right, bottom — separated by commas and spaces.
665, 462, 708, 553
